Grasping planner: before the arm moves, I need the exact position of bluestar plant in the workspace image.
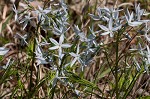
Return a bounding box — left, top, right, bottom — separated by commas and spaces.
0, 0, 150, 98
10, 0, 150, 77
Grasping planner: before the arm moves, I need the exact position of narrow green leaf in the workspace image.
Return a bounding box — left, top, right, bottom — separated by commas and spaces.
98, 68, 111, 79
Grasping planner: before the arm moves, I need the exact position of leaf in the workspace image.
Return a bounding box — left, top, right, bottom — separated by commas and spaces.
67, 72, 100, 91
1, 12, 13, 32
98, 68, 111, 79
0, 61, 16, 85
140, 96, 150, 99
122, 70, 142, 99
29, 75, 49, 97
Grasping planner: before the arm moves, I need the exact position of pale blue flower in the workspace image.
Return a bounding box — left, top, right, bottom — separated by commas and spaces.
59, 0, 68, 15
52, 70, 68, 88
139, 44, 150, 73
146, 45, 150, 64
73, 25, 87, 42
69, 44, 82, 67
144, 28, 150, 42
125, 8, 143, 27
36, 36, 50, 46
33, 6, 51, 24
143, 45, 150, 73
0, 47, 9, 55
1, 58, 14, 69
12, 4, 18, 21
88, 13, 100, 20
98, 18, 121, 37
35, 46, 49, 65
15, 33, 28, 45
133, 58, 141, 71
87, 26, 99, 47
134, 3, 144, 21
19, 13, 35, 30
49, 34, 71, 56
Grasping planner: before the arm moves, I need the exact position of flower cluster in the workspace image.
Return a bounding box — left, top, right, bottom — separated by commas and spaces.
1, 0, 147, 82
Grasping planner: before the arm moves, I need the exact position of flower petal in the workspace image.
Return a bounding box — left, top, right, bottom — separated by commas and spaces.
108, 18, 113, 30
89, 13, 100, 20
70, 58, 77, 67
129, 12, 134, 22
70, 52, 77, 57
112, 25, 122, 31
49, 46, 59, 50
100, 31, 110, 36
59, 34, 64, 44
0, 47, 9, 55
61, 44, 71, 48
50, 38, 59, 45
58, 48, 62, 57
128, 21, 143, 27
98, 24, 109, 31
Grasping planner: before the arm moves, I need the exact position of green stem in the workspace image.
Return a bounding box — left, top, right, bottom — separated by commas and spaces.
28, 37, 36, 98
115, 31, 120, 99
28, 17, 41, 98
50, 86, 56, 99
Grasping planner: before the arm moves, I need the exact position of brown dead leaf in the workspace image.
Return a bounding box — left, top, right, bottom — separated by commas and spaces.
2, 5, 7, 20
29, 1, 43, 9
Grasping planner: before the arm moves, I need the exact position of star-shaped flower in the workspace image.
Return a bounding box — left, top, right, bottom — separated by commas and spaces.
98, 18, 121, 37
19, 13, 35, 30
146, 45, 150, 64
15, 33, 28, 45
73, 25, 87, 42
125, 8, 143, 27
69, 44, 82, 67
35, 45, 49, 65
49, 34, 71, 56
12, 4, 19, 21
